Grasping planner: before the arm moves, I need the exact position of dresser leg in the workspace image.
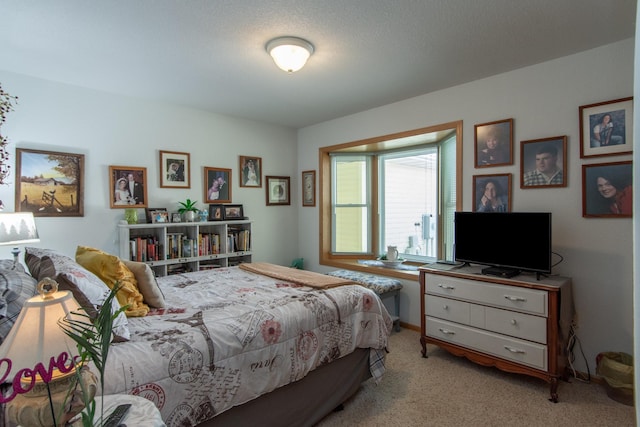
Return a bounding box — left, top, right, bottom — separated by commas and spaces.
548, 378, 559, 403
420, 336, 428, 358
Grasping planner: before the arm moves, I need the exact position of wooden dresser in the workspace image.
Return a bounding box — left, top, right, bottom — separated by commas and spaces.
419, 265, 574, 402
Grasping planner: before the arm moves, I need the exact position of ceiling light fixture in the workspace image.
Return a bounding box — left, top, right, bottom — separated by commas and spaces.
266, 36, 314, 73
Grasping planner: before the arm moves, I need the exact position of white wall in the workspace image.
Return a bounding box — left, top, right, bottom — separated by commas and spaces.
298, 38, 635, 375
0, 70, 300, 266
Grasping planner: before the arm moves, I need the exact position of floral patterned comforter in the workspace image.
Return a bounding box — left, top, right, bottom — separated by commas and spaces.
102, 266, 392, 426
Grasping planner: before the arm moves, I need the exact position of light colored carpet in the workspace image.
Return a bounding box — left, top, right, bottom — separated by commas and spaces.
317, 328, 635, 427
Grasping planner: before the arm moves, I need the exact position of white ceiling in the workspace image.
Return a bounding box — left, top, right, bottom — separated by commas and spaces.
0, 0, 636, 129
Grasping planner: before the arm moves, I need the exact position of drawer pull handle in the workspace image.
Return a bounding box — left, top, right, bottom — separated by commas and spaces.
504, 346, 526, 354
438, 328, 455, 335
438, 284, 456, 290
504, 295, 526, 302
443, 304, 449, 310
510, 319, 517, 325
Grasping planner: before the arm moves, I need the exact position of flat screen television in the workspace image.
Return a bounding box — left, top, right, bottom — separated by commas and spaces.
454, 211, 552, 278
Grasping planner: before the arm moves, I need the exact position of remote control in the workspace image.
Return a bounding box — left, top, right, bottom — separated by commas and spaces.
102, 403, 131, 427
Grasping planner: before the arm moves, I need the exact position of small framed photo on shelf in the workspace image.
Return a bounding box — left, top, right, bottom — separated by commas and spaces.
109, 165, 148, 208
579, 97, 633, 158
145, 207, 167, 223
302, 170, 316, 207
239, 156, 262, 187
582, 160, 632, 218
224, 204, 244, 219
474, 118, 513, 168
208, 204, 225, 220
266, 176, 290, 206
472, 173, 511, 212
204, 167, 232, 203
159, 150, 190, 188
520, 136, 567, 189
171, 213, 182, 223
150, 210, 169, 223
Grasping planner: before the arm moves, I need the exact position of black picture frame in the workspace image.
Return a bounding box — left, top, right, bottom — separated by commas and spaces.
145, 207, 167, 223
208, 204, 225, 221
224, 204, 244, 219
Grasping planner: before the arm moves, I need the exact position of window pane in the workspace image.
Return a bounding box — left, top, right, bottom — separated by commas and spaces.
335, 157, 367, 204
334, 207, 369, 252
441, 136, 456, 261
381, 150, 438, 260
332, 155, 370, 254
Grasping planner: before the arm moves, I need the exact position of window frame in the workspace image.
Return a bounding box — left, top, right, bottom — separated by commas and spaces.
319, 121, 463, 280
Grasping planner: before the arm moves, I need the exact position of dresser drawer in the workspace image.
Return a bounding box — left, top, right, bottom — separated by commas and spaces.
426, 316, 548, 370
425, 295, 471, 324
484, 306, 547, 344
424, 273, 548, 316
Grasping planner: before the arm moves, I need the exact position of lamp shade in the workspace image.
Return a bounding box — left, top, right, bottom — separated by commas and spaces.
266, 36, 314, 73
0, 212, 39, 246
0, 290, 82, 383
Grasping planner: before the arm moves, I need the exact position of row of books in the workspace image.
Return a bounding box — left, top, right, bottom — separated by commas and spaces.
130, 230, 250, 262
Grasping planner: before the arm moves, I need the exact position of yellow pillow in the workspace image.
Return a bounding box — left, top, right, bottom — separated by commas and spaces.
75, 246, 149, 317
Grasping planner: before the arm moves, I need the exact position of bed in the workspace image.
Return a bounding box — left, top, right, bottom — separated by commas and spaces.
5, 249, 393, 427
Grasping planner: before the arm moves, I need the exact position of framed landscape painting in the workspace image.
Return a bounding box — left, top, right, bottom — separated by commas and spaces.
15, 148, 85, 217
160, 150, 190, 188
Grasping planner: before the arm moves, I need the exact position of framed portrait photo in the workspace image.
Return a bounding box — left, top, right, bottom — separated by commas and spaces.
582, 161, 632, 218
474, 118, 513, 168
579, 97, 633, 158
239, 156, 262, 188
520, 136, 567, 189
15, 148, 85, 217
150, 210, 169, 223
109, 166, 148, 208
208, 204, 224, 221
160, 150, 190, 188
145, 207, 167, 223
204, 167, 232, 204
302, 170, 316, 207
472, 173, 511, 212
266, 176, 290, 206
224, 204, 244, 219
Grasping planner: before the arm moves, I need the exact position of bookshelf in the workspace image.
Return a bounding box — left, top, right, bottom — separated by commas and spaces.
118, 220, 252, 276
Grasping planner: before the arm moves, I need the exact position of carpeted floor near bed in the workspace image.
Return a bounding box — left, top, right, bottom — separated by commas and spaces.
316, 328, 635, 427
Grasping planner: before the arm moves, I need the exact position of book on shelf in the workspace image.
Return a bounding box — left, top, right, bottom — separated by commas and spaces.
129, 235, 160, 262
228, 228, 250, 252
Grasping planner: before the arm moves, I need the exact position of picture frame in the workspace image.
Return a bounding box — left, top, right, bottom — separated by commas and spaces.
520, 136, 567, 189
15, 148, 85, 217
474, 118, 513, 168
472, 173, 512, 212
224, 204, 244, 219
145, 207, 167, 223
266, 176, 290, 206
239, 156, 262, 187
582, 161, 632, 218
150, 210, 170, 223
109, 166, 148, 208
159, 150, 190, 188
302, 170, 316, 207
204, 167, 232, 204
579, 97, 633, 158
171, 213, 182, 223
208, 204, 225, 221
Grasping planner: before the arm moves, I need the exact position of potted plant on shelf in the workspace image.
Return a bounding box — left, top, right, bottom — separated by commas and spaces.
178, 198, 198, 222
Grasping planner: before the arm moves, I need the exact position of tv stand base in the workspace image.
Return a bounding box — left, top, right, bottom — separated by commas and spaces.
481, 266, 520, 278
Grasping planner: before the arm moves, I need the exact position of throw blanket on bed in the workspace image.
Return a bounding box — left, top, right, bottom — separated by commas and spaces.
239, 262, 355, 289
101, 266, 392, 427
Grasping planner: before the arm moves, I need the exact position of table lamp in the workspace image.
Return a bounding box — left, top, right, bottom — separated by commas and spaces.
0, 278, 97, 426
0, 212, 40, 269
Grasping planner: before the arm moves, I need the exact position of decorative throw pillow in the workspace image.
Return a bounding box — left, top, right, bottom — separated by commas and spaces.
0, 268, 38, 345
75, 246, 149, 317
38, 255, 130, 341
24, 247, 72, 279
121, 259, 166, 308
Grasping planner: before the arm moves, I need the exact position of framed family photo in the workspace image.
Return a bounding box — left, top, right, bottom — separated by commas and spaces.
150, 210, 170, 223
224, 204, 244, 219
109, 166, 148, 208
239, 156, 262, 187
582, 161, 632, 218
15, 148, 85, 217
579, 97, 633, 158
474, 118, 513, 168
208, 204, 225, 221
302, 170, 316, 207
266, 176, 290, 206
204, 167, 232, 204
472, 173, 511, 212
520, 136, 567, 189
145, 207, 167, 223
159, 150, 190, 188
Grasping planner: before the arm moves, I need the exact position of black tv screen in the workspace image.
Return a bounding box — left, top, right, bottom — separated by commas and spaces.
454, 212, 552, 274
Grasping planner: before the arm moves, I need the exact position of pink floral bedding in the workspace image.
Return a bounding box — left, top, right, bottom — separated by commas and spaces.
102, 266, 392, 426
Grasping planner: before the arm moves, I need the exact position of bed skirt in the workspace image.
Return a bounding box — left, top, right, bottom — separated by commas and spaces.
200, 348, 372, 427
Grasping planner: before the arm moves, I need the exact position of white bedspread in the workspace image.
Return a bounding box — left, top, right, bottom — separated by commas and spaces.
101, 266, 392, 426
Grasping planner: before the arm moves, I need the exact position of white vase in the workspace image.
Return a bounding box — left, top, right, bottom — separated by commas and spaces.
184, 211, 196, 222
